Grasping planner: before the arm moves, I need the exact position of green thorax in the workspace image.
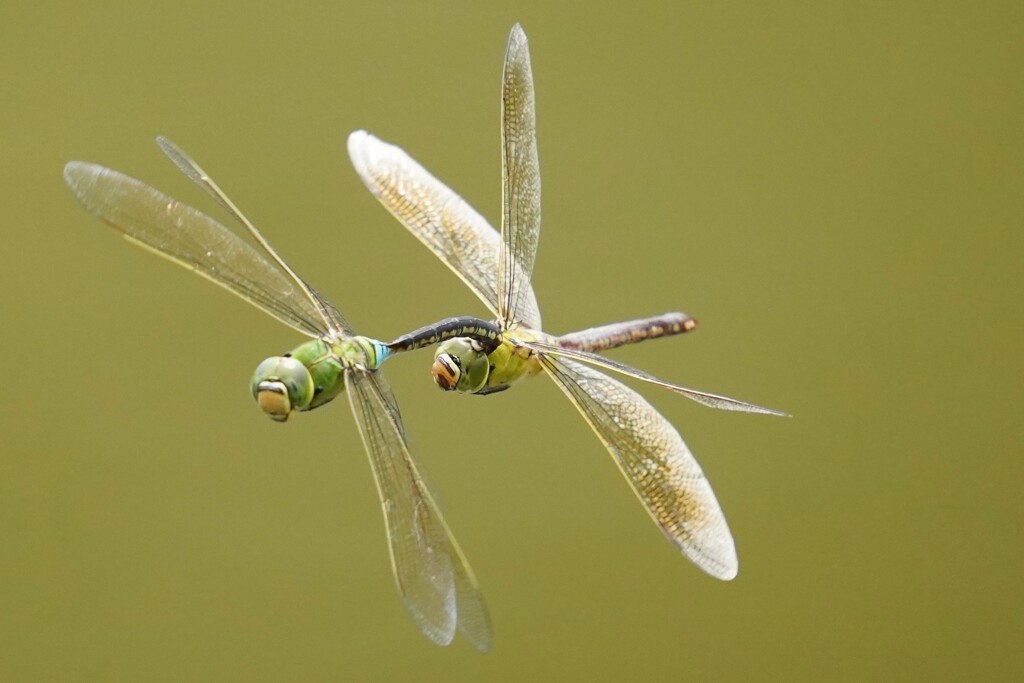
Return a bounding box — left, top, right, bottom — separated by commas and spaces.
482, 337, 542, 392
431, 327, 545, 395
251, 336, 390, 421
287, 338, 347, 410
295, 336, 391, 410
473, 326, 547, 393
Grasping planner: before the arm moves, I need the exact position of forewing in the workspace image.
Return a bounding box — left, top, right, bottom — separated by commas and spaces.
345, 370, 492, 651
499, 24, 542, 328
525, 338, 789, 416
64, 161, 329, 338
156, 137, 353, 336
347, 130, 541, 330
539, 355, 739, 580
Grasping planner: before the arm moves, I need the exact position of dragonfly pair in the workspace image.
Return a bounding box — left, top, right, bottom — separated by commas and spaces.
63, 24, 786, 651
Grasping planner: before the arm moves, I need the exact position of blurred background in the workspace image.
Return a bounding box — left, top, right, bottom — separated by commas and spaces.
2, 1, 1021, 680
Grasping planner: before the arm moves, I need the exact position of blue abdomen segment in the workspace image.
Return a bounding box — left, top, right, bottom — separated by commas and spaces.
335, 336, 395, 372
366, 339, 393, 368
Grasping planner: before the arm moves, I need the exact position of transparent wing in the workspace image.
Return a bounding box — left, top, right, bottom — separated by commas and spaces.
524, 338, 789, 416
156, 137, 353, 337
538, 354, 738, 580
499, 24, 542, 328
347, 130, 542, 330
345, 369, 492, 651
64, 161, 331, 338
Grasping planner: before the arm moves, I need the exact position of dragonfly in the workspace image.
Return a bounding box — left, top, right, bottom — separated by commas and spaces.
347, 24, 788, 581
62, 137, 502, 650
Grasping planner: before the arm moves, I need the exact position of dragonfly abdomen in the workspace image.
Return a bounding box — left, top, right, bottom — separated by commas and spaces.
387, 317, 502, 354
556, 312, 697, 353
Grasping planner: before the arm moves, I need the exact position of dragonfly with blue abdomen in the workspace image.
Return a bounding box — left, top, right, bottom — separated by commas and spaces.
348, 24, 788, 581
63, 137, 501, 650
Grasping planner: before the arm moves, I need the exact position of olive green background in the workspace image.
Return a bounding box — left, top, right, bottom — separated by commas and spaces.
2, 1, 1021, 680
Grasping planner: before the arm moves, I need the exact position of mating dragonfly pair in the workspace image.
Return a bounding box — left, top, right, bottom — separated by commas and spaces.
64, 25, 785, 651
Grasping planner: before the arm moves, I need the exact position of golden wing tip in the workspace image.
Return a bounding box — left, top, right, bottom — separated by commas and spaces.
63, 160, 85, 180
509, 23, 528, 47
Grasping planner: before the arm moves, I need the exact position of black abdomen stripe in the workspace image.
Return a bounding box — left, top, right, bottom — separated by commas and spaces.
388, 316, 503, 354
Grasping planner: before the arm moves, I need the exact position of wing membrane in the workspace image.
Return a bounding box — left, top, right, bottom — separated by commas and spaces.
347, 130, 542, 330
345, 370, 492, 651
64, 161, 330, 338
525, 338, 789, 416
539, 355, 738, 580
499, 24, 542, 328
156, 137, 352, 336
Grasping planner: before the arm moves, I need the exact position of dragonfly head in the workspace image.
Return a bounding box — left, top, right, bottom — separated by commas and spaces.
250, 356, 315, 422
432, 338, 489, 393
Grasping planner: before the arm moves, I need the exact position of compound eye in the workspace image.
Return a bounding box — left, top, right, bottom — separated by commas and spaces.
433, 338, 489, 393
250, 356, 315, 422
431, 352, 462, 391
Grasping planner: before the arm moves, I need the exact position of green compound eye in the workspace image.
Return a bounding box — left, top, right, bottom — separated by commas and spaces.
250, 356, 315, 422
432, 338, 490, 393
